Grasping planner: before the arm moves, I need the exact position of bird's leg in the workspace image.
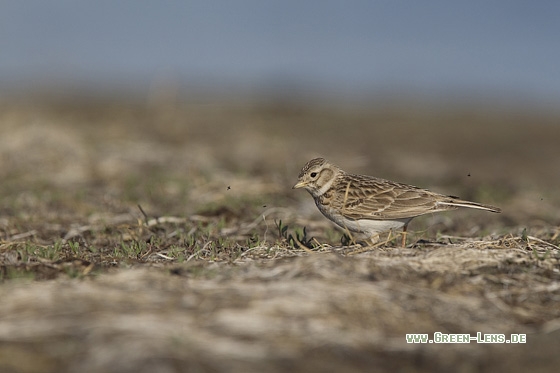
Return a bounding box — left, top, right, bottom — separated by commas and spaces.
401, 224, 408, 248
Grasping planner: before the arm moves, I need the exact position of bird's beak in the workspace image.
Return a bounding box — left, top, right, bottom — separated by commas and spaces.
292, 180, 307, 189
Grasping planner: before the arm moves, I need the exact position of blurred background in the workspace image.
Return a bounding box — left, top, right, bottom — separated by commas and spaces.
1, 1, 560, 105
1, 0, 559, 230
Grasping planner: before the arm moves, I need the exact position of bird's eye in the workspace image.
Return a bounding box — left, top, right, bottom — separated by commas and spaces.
310, 172, 318, 178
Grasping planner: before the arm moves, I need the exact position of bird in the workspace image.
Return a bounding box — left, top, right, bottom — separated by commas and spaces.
293, 157, 501, 247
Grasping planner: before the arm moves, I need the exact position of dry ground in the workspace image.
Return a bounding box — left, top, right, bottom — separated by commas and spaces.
0, 95, 559, 372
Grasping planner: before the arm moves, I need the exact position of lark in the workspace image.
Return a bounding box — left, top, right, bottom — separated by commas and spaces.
293, 158, 501, 247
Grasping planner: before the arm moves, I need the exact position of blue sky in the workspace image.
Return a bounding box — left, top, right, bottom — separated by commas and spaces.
1, 1, 559, 104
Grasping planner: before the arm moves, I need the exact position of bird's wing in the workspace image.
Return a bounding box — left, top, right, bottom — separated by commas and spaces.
332, 175, 455, 220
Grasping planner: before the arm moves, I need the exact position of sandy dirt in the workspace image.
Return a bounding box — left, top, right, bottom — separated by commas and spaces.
0, 96, 559, 372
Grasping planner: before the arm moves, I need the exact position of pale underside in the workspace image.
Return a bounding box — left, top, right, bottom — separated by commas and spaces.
315, 197, 411, 237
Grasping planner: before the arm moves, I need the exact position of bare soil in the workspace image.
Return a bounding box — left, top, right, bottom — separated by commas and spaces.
0, 96, 559, 372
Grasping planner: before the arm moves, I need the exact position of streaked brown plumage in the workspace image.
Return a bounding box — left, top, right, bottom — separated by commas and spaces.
293, 158, 501, 247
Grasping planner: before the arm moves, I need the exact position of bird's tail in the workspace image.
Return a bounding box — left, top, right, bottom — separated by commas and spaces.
437, 199, 501, 213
